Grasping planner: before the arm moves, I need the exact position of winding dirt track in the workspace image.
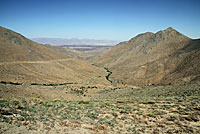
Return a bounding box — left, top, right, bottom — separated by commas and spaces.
0, 59, 72, 65
0, 58, 112, 85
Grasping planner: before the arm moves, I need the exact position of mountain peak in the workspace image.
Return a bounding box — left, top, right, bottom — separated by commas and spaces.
165, 27, 175, 31
158, 27, 178, 34
153, 27, 190, 42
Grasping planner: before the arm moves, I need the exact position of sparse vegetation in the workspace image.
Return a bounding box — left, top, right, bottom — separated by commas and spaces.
0, 81, 76, 86
1, 82, 200, 133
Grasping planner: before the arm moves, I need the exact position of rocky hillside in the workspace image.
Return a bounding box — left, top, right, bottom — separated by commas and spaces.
90, 27, 200, 85
0, 27, 109, 85
0, 26, 71, 62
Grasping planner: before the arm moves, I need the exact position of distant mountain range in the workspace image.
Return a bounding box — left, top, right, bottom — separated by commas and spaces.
32, 38, 120, 46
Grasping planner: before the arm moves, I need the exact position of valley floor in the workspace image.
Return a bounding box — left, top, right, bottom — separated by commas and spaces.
0, 82, 200, 133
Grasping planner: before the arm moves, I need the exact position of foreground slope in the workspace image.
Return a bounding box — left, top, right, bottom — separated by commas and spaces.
90, 27, 200, 85
1, 81, 200, 133
0, 26, 109, 84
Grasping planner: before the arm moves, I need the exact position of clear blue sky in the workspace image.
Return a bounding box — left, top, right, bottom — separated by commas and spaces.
1, 0, 200, 40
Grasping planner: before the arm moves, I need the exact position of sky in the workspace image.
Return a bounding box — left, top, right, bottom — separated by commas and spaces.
1, 0, 200, 41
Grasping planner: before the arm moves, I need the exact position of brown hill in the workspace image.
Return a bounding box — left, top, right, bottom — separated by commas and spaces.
0, 26, 71, 62
0, 26, 109, 85
90, 27, 200, 85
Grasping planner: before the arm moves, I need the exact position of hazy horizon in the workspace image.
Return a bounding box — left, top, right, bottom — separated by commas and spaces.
31, 37, 120, 46
1, 0, 200, 40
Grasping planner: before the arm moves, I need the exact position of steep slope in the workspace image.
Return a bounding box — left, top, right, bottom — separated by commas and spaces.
0, 26, 70, 62
117, 39, 200, 85
162, 39, 200, 84
90, 27, 200, 85
91, 27, 190, 67
0, 27, 109, 85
